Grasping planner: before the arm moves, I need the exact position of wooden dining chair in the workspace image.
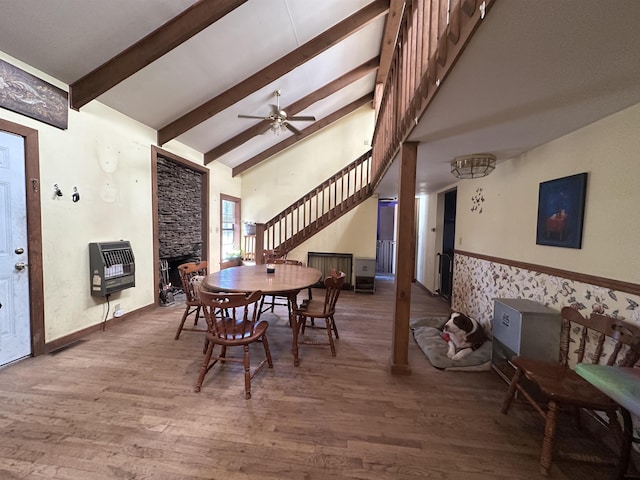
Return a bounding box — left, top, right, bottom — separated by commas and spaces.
258, 258, 305, 321
195, 290, 273, 399
501, 306, 640, 476
293, 270, 345, 357
174, 261, 208, 340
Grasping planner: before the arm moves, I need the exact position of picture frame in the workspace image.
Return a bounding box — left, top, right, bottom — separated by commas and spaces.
0, 58, 68, 129
536, 172, 588, 249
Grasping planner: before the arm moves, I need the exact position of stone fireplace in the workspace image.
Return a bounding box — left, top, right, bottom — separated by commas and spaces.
157, 156, 204, 299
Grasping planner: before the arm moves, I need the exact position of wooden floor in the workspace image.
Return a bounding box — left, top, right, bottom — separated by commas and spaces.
0, 276, 621, 479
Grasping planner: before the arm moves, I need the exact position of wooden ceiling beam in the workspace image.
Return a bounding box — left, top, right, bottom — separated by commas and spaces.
204, 56, 380, 164
158, 0, 389, 145
232, 93, 374, 177
377, 0, 406, 85
70, 0, 248, 110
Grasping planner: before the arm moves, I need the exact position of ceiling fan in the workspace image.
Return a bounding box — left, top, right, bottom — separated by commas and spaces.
238, 89, 316, 135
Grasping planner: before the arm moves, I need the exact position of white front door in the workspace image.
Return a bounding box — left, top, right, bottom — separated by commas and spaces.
0, 130, 31, 366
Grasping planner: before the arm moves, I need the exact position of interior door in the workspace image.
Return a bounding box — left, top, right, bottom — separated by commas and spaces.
0, 130, 31, 366
438, 189, 457, 302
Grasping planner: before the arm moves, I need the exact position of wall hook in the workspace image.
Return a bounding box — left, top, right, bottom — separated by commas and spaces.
53, 184, 63, 198
72, 186, 80, 203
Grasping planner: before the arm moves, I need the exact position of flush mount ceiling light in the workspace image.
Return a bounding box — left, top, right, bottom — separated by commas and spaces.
450, 153, 496, 179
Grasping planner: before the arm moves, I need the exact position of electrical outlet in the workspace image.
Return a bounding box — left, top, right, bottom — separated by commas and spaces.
114, 303, 120, 312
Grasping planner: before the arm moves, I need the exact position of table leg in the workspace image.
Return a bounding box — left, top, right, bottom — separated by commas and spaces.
288, 292, 300, 366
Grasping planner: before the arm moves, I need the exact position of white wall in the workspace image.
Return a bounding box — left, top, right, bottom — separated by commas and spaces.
0, 51, 239, 342
241, 106, 378, 266
416, 102, 640, 289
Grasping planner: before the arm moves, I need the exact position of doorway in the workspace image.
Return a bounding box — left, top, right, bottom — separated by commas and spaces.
437, 189, 456, 302
376, 199, 396, 274
0, 119, 45, 364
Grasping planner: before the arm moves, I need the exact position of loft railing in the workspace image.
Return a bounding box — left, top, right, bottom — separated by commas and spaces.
371, 0, 492, 189
250, 0, 491, 263
254, 150, 373, 263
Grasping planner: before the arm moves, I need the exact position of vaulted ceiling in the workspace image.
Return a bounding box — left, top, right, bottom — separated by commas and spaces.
1, 1, 640, 198
0, 0, 393, 174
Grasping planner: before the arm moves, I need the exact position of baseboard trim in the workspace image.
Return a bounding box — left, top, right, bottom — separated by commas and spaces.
414, 280, 438, 296
44, 303, 157, 354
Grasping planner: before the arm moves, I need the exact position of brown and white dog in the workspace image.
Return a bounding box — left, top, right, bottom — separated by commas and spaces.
442, 312, 487, 360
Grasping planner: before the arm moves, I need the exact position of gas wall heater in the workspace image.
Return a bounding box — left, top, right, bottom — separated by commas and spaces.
89, 241, 136, 296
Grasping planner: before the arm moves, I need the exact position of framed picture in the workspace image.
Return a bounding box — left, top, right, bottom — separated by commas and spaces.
0, 59, 68, 129
536, 172, 588, 249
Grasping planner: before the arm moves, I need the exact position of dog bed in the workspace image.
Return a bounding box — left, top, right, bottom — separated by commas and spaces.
410, 316, 492, 372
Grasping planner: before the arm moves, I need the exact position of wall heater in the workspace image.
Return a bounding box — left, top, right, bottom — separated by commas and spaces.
89, 241, 136, 296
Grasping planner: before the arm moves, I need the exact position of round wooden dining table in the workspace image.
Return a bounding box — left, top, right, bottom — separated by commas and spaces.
201, 263, 323, 366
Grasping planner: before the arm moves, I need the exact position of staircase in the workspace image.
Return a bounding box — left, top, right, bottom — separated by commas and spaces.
254, 149, 373, 263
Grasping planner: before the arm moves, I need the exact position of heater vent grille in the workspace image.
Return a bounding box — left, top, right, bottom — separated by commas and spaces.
89, 241, 136, 296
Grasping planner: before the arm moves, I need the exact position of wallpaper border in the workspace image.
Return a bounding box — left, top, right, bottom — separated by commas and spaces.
455, 250, 640, 297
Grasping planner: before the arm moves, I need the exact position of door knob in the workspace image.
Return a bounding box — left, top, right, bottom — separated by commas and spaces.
15, 262, 28, 270
15, 247, 24, 254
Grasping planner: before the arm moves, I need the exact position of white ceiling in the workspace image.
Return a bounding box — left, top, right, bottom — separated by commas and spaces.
0, 1, 639, 197
0, 0, 383, 169
376, 0, 640, 197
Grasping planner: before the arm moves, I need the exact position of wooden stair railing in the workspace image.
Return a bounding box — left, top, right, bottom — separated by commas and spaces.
371, 0, 495, 190
249, 0, 494, 263
254, 149, 373, 263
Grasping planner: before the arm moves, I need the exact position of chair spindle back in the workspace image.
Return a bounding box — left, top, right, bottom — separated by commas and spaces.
199, 290, 262, 340
322, 270, 345, 315
560, 306, 640, 368
178, 261, 208, 303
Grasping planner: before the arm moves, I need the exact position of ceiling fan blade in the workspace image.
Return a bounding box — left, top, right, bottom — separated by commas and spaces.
288, 115, 316, 122
238, 114, 267, 120
284, 122, 302, 135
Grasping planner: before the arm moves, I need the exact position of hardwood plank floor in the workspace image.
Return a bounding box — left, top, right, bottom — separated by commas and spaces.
0, 276, 620, 479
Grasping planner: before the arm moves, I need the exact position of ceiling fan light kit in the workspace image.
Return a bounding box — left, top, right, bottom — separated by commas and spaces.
450, 153, 496, 179
238, 89, 316, 136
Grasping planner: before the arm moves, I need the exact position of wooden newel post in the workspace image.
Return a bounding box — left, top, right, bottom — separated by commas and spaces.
255, 223, 265, 265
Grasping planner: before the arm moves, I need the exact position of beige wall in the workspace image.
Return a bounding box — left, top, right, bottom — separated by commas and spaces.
0, 51, 239, 342
417, 102, 640, 291
241, 106, 378, 268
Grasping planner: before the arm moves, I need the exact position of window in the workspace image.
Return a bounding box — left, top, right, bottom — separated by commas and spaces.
220, 194, 241, 259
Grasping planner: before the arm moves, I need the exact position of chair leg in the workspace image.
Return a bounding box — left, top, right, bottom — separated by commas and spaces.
193, 306, 201, 326
257, 296, 266, 321
175, 306, 190, 340
195, 340, 215, 392
262, 333, 273, 368
243, 344, 251, 399
296, 313, 305, 336
501, 368, 522, 414
540, 400, 559, 476
330, 315, 339, 339
326, 318, 336, 356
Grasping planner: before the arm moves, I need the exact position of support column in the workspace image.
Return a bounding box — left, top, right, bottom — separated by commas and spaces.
390, 141, 417, 375
255, 223, 265, 265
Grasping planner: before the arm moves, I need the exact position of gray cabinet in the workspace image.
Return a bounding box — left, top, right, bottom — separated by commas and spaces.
491, 298, 561, 383
354, 257, 376, 294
